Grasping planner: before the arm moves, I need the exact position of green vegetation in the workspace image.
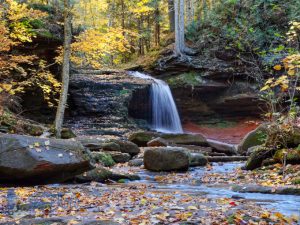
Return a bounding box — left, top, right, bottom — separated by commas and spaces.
167, 72, 203, 88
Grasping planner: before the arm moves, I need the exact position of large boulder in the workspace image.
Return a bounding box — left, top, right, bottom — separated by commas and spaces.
0, 134, 93, 184
143, 147, 190, 171
189, 153, 208, 167
238, 125, 267, 155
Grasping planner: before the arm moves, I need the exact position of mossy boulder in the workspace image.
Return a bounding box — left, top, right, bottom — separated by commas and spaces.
76, 167, 140, 183
61, 128, 76, 139
238, 125, 268, 155
273, 149, 300, 165
91, 152, 115, 167
245, 146, 275, 170
24, 124, 44, 136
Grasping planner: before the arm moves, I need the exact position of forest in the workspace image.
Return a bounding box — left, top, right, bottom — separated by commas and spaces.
0, 0, 300, 224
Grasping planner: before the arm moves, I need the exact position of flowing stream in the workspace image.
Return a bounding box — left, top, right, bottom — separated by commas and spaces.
128, 162, 300, 216
129, 71, 183, 133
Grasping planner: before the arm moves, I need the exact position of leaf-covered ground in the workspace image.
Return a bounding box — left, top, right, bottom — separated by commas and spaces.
202, 164, 300, 188
0, 182, 299, 225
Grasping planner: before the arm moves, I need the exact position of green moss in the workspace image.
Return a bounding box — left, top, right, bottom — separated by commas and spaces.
273, 149, 300, 164
92, 152, 115, 167
167, 72, 203, 88
292, 178, 300, 185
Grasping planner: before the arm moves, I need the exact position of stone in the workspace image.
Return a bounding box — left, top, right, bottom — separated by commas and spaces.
76, 167, 140, 183
102, 142, 120, 152
143, 147, 190, 171
91, 152, 115, 167
114, 140, 140, 155
0, 134, 92, 184
161, 133, 208, 146
108, 152, 131, 163
128, 131, 158, 147
61, 128, 77, 139
147, 137, 168, 147
245, 146, 275, 170
207, 156, 248, 162
189, 153, 208, 167
207, 139, 237, 156
238, 125, 267, 155
128, 158, 144, 167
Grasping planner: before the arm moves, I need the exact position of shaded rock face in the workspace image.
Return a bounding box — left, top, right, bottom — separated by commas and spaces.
144, 147, 190, 171
67, 71, 151, 136
0, 134, 92, 184
149, 50, 265, 122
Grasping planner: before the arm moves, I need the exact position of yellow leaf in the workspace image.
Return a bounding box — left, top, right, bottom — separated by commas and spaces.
261, 212, 270, 219
260, 85, 270, 91
187, 206, 198, 210
288, 69, 295, 76
273, 65, 282, 71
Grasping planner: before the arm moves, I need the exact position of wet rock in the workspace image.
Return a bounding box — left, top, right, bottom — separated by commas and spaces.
207, 139, 237, 156
128, 131, 158, 147
161, 133, 208, 146
207, 156, 248, 162
245, 146, 275, 170
231, 184, 300, 195
0, 134, 93, 184
76, 167, 140, 183
128, 158, 144, 167
77, 137, 107, 151
174, 145, 213, 154
91, 152, 115, 167
108, 151, 131, 163
189, 153, 208, 167
238, 125, 267, 155
147, 137, 168, 147
144, 147, 190, 171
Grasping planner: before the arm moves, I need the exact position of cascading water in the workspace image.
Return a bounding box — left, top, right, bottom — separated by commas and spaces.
129, 71, 183, 133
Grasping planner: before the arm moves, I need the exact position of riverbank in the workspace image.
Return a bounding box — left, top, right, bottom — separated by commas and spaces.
1, 162, 299, 224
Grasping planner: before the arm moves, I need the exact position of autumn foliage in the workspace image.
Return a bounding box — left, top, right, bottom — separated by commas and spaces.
0, 0, 60, 109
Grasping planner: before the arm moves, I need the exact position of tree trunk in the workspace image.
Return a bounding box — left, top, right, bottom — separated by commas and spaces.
174, 0, 185, 55
168, 0, 175, 32
54, 0, 72, 138
186, 0, 194, 25
154, 2, 160, 46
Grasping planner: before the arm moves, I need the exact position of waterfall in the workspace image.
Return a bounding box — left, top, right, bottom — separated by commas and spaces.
129, 71, 183, 134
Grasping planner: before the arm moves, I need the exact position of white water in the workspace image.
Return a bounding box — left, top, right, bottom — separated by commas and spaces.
129, 71, 183, 133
